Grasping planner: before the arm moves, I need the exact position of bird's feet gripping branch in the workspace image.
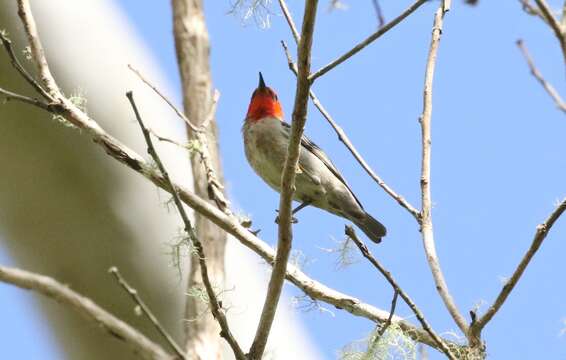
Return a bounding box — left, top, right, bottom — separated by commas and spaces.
242, 73, 387, 243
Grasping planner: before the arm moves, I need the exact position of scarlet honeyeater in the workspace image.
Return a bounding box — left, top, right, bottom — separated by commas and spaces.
243, 73, 386, 243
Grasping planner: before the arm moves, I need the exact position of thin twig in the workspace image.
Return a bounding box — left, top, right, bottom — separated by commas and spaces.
248, 1, 318, 358
281, 41, 421, 221
0, 31, 52, 101
126, 92, 246, 360
278, 0, 300, 43
371, 0, 386, 28
109, 267, 186, 359
516, 39, 566, 113
470, 197, 566, 338
129, 65, 229, 212
376, 290, 398, 338
346, 226, 457, 360
148, 128, 189, 149
0, 86, 50, 110
309, 0, 429, 82
418, 4, 469, 335
16, 0, 60, 98
0, 265, 171, 360
128, 65, 200, 132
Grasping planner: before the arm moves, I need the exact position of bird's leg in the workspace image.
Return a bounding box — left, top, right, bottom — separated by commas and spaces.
275, 201, 312, 224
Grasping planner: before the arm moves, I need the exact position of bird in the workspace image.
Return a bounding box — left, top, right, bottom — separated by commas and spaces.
242, 73, 386, 243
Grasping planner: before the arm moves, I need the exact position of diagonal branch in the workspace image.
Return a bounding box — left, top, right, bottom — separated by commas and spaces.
248, 1, 319, 358
0, 31, 52, 101
109, 267, 185, 359
418, 4, 469, 335
469, 197, 566, 339
0, 265, 171, 360
126, 92, 245, 360
281, 40, 421, 221
309, 0, 429, 82
0, 86, 50, 110
346, 226, 457, 360
516, 39, 566, 113
533, 0, 566, 65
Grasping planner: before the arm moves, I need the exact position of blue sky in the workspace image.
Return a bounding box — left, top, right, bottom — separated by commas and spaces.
2, 0, 566, 359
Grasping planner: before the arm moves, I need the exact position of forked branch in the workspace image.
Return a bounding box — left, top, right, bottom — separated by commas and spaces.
346, 227, 457, 360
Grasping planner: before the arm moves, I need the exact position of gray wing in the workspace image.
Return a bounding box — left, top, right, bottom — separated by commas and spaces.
281, 122, 364, 209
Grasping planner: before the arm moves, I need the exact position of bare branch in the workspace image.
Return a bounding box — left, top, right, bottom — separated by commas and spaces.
309, 0, 429, 82
126, 92, 246, 360
418, 4, 469, 335
127, 65, 200, 132
281, 41, 421, 221
516, 39, 566, 113
376, 290, 399, 338
109, 267, 186, 359
346, 226, 457, 360
533, 0, 566, 64
470, 197, 566, 337
0, 86, 50, 110
16, 0, 60, 97
248, 2, 319, 358
0, 265, 171, 360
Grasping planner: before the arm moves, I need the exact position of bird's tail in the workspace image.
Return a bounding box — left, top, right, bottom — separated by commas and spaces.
353, 212, 387, 243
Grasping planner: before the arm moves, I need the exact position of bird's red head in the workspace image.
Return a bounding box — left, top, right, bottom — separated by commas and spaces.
246, 72, 283, 122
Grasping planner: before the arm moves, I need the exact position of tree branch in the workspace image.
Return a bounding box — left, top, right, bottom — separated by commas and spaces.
16, 0, 60, 98
127, 65, 200, 132
126, 92, 245, 360
418, 4, 469, 335
281, 40, 421, 221
109, 267, 185, 359
0, 265, 171, 360
248, 1, 319, 358
533, 0, 566, 65
470, 197, 566, 339
346, 226, 457, 360
278, 0, 301, 43
0, 86, 50, 110
309, 0, 429, 82
516, 39, 566, 113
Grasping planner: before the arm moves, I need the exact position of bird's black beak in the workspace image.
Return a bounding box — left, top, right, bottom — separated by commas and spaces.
258, 72, 266, 89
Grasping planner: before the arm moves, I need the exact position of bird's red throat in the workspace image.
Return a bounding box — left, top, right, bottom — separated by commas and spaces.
246, 92, 283, 122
